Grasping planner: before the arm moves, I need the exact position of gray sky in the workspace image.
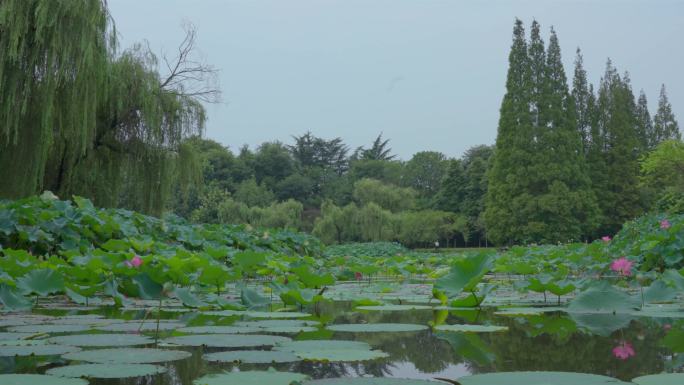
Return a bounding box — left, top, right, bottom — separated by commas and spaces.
109, 0, 683, 160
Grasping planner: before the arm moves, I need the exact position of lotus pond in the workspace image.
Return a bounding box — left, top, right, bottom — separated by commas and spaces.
1, 281, 684, 385
1, 197, 683, 384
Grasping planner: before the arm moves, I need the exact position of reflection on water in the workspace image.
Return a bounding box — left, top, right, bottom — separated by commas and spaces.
2, 301, 681, 384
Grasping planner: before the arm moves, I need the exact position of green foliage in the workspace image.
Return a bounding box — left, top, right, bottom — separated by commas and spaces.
640, 140, 684, 212
353, 178, 416, 212
433, 253, 494, 305
653, 84, 681, 144
0, 1, 207, 215
323, 242, 408, 258
403, 151, 449, 198
485, 20, 598, 245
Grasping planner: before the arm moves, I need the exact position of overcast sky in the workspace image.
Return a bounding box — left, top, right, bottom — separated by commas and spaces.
109, 0, 683, 160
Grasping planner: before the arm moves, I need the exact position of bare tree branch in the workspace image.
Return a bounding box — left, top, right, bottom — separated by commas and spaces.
160, 22, 221, 104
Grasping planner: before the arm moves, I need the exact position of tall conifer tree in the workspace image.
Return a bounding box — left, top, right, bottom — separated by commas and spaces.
484, 19, 534, 245
535, 28, 598, 241
635, 90, 654, 150
653, 84, 681, 143
590, 61, 643, 235
572, 48, 592, 154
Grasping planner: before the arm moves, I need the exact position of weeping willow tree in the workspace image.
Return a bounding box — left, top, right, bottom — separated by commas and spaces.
0, 0, 216, 215
0, 0, 112, 198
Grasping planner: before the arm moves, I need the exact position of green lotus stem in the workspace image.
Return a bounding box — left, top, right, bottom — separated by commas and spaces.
155, 296, 162, 344
470, 290, 480, 306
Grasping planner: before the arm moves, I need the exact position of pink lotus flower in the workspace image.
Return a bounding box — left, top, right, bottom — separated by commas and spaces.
660, 219, 671, 229
355, 272, 363, 281
612, 342, 635, 360
610, 257, 633, 276
601, 236, 611, 243
125, 255, 143, 268
664, 324, 672, 331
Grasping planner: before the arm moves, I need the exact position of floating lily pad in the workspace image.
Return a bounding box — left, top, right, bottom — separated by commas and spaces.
95, 321, 181, 332
356, 305, 433, 311
235, 320, 321, 327
327, 323, 428, 333
0, 339, 47, 346
494, 307, 564, 316
204, 310, 310, 318
0, 344, 81, 356
295, 349, 389, 361
0, 332, 33, 341
458, 371, 633, 385
164, 334, 291, 348
62, 348, 191, 364
8, 324, 90, 333
203, 350, 301, 364
245, 311, 311, 319
177, 325, 261, 334
47, 334, 153, 347
193, 370, 308, 385
274, 340, 388, 362
0, 319, 28, 327
632, 373, 684, 385
0, 374, 88, 385
46, 363, 167, 379
232, 320, 319, 333
303, 378, 443, 385
47, 318, 126, 326
434, 324, 508, 333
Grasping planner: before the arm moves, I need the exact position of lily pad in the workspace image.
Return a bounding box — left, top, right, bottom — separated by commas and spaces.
177, 325, 261, 334
47, 334, 153, 347
235, 320, 321, 327
274, 340, 388, 362
434, 324, 508, 333
494, 307, 564, 316
204, 310, 310, 318
203, 350, 301, 364
355, 305, 433, 311
327, 323, 428, 333
458, 371, 633, 385
632, 373, 684, 385
8, 324, 90, 333
0, 332, 33, 341
95, 321, 181, 332
62, 348, 191, 364
46, 363, 167, 379
568, 284, 641, 314
303, 379, 443, 385
0, 344, 81, 357
164, 334, 291, 348
193, 370, 308, 385
0, 374, 88, 385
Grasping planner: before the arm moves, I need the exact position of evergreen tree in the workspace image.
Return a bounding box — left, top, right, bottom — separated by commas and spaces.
572, 48, 592, 154
635, 90, 654, 150
536, 27, 598, 240
590, 60, 644, 235
653, 84, 681, 144
528, 20, 547, 138
434, 159, 467, 213
484, 19, 534, 245
636, 90, 653, 152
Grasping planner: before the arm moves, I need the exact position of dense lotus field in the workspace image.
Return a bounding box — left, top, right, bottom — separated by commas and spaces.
0, 195, 683, 384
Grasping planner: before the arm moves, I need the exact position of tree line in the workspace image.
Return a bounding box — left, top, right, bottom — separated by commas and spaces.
1, 3, 681, 247
173, 133, 490, 248
484, 19, 681, 245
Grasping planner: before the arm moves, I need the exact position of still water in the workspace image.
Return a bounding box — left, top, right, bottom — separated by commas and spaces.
1, 299, 680, 384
